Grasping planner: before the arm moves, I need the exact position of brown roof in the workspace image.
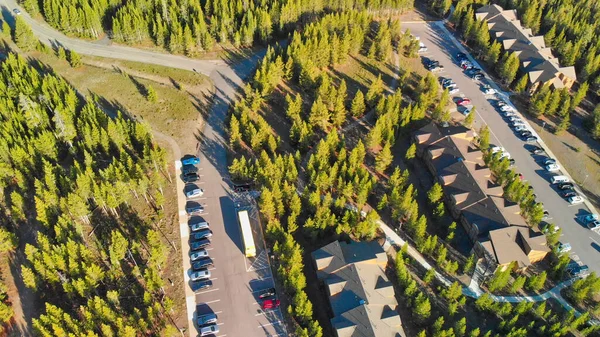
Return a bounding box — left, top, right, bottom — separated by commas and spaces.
485, 226, 550, 267
415, 122, 549, 267
476, 4, 576, 86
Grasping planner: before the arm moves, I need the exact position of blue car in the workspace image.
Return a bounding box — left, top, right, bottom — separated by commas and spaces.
182, 156, 200, 166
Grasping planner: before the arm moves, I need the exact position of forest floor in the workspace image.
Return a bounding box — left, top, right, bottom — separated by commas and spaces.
1, 46, 215, 334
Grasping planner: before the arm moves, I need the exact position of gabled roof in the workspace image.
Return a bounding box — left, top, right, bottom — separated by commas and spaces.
485, 226, 551, 267
476, 4, 577, 86
312, 241, 405, 337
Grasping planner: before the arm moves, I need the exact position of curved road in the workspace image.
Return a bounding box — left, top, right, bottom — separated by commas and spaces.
2, 1, 269, 336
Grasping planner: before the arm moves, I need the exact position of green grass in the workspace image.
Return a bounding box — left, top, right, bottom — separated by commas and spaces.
32, 51, 213, 154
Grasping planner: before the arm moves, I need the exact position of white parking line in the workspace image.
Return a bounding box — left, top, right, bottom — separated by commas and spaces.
255, 311, 266, 316
179, 210, 187, 216
216, 335, 226, 337
249, 276, 272, 283
196, 288, 219, 295
209, 278, 218, 281
214, 311, 223, 314
217, 323, 225, 326
201, 299, 220, 304
257, 321, 282, 328
206, 248, 214, 251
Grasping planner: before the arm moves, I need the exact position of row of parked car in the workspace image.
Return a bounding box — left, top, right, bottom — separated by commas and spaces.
181, 155, 220, 336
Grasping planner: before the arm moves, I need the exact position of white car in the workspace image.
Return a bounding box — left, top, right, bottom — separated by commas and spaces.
568, 196, 584, 205
190, 249, 209, 261
200, 324, 219, 336
186, 188, 204, 199
491, 147, 510, 159
500, 105, 514, 112
502, 111, 515, 117
512, 121, 526, 127
483, 85, 496, 95
545, 163, 560, 172
508, 116, 521, 122
558, 242, 572, 253
190, 269, 211, 281
190, 221, 210, 232
418, 42, 428, 53
514, 125, 528, 132
13, 8, 21, 15
449, 88, 460, 94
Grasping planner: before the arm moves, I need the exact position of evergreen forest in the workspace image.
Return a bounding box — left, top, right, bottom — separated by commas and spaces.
20, 0, 413, 55
0, 52, 174, 336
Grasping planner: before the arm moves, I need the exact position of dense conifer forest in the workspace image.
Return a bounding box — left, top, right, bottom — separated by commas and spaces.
0, 52, 173, 335
20, 0, 413, 54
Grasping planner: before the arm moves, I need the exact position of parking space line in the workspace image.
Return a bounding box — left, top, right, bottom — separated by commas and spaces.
201, 299, 220, 304
209, 278, 218, 281
214, 311, 223, 314
249, 276, 272, 283
255, 311, 266, 316
205, 248, 214, 251
257, 321, 282, 328
196, 288, 219, 295
179, 210, 187, 216
217, 323, 225, 326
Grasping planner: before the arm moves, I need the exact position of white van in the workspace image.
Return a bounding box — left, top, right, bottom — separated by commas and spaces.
551, 175, 569, 184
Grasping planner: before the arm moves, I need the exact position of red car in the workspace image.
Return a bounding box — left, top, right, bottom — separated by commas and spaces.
457, 98, 471, 106
261, 299, 280, 310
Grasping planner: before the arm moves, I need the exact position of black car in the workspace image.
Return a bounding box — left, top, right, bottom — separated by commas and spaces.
561, 191, 578, 198
465, 67, 481, 74
190, 238, 211, 251
425, 60, 439, 68
525, 136, 538, 143
183, 172, 200, 183
233, 182, 252, 192
519, 131, 532, 138
471, 73, 484, 80
191, 280, 213, 292
557, 182, 575, 190
186, 202, 204, 215
456, 52, 467, 61
182, 164, 198, 175
542, 210, 550, 221
258, 288, 276, 299
192, 258, 214, 270
508, 158, 515, 166
529, 146, 544, 154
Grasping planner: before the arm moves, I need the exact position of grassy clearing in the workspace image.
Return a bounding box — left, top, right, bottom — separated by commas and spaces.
31, 51, 213, 155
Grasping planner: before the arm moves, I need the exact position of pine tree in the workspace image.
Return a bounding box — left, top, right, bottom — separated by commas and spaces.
308, 96, 330, 131
375, 143, 393, 172
513, 73, 529, 93
428, 183, 443, 204
366, 75, 384, 107
498, 52, 520, 84
464, 108, 475, 127
145, 85, 157, 102
486, 41, 501, 65
572, 81, 589, 110
405, 143, 416, 161
351, 90, 366, 117
14, 16, 36, 51
478, 125, 490, 150
68, 49, 82, 67
413, 292, 431, 322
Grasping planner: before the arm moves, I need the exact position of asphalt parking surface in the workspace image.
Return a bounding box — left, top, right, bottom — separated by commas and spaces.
406, 22, 600, 273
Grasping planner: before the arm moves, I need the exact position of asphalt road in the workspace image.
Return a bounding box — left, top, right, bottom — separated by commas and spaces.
0, 1, 284, 335
405, 22, 600, 274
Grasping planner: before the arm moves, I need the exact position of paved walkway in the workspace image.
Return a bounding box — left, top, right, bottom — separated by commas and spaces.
379, 219, 585, 316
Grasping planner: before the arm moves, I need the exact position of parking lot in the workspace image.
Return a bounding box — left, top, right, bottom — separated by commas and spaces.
176, 152, 287, 337
406, 21, 600, 274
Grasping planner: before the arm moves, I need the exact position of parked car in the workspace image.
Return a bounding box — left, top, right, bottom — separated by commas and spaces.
558, 242, 572, 253
199, 324, 219, 337
197, 313, 218, 326
190, 220, 210, 232
182, 156, 200, 166
191, 229, 213, 241
471, 73, 484, 80
418, 43, 428, 53
456, 52, 467, 61
428, 65, 444, 72
186, 188, 204, 199
500, 105, 514, 112
508, 116, 521, 122
191, 280, 213, 292
561, 191, 578, 198
183, 172, 200, 183
186, 203, 204, 215
466, 67, 482, 75
424, 59, 439, 68
190, 269, 211, 281
519, 131, 532, 138
495, 100, 507, 107
461, 62, 473, 70
514, 125, 528, 132
462, 108, 472, 116
529, 146, 543, 154
502, 111, 516, 117
557, 182, 575, 190
525, 136, 538, 143
182, 164, 198, 175
508, 158, 516, 166
568, 196, 584, 204
544, 159, 557, 166
13, 8, 21, 15
545, 163, 560, 172
261, 299, 281, 310
582, 214, 599, 224
587, 220, 600, 231
457, 98, 471, 106
540, 222, 559, 233
192, 258, 214, 270
190, 249, 209, 262
441, 78, 453, 86
443, 82, 457, 89
449, 87, 460, 95
190, 238, 211, 251
541, 210, 551, 222
258, 288, 276, 299
483, 85, 496, 95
